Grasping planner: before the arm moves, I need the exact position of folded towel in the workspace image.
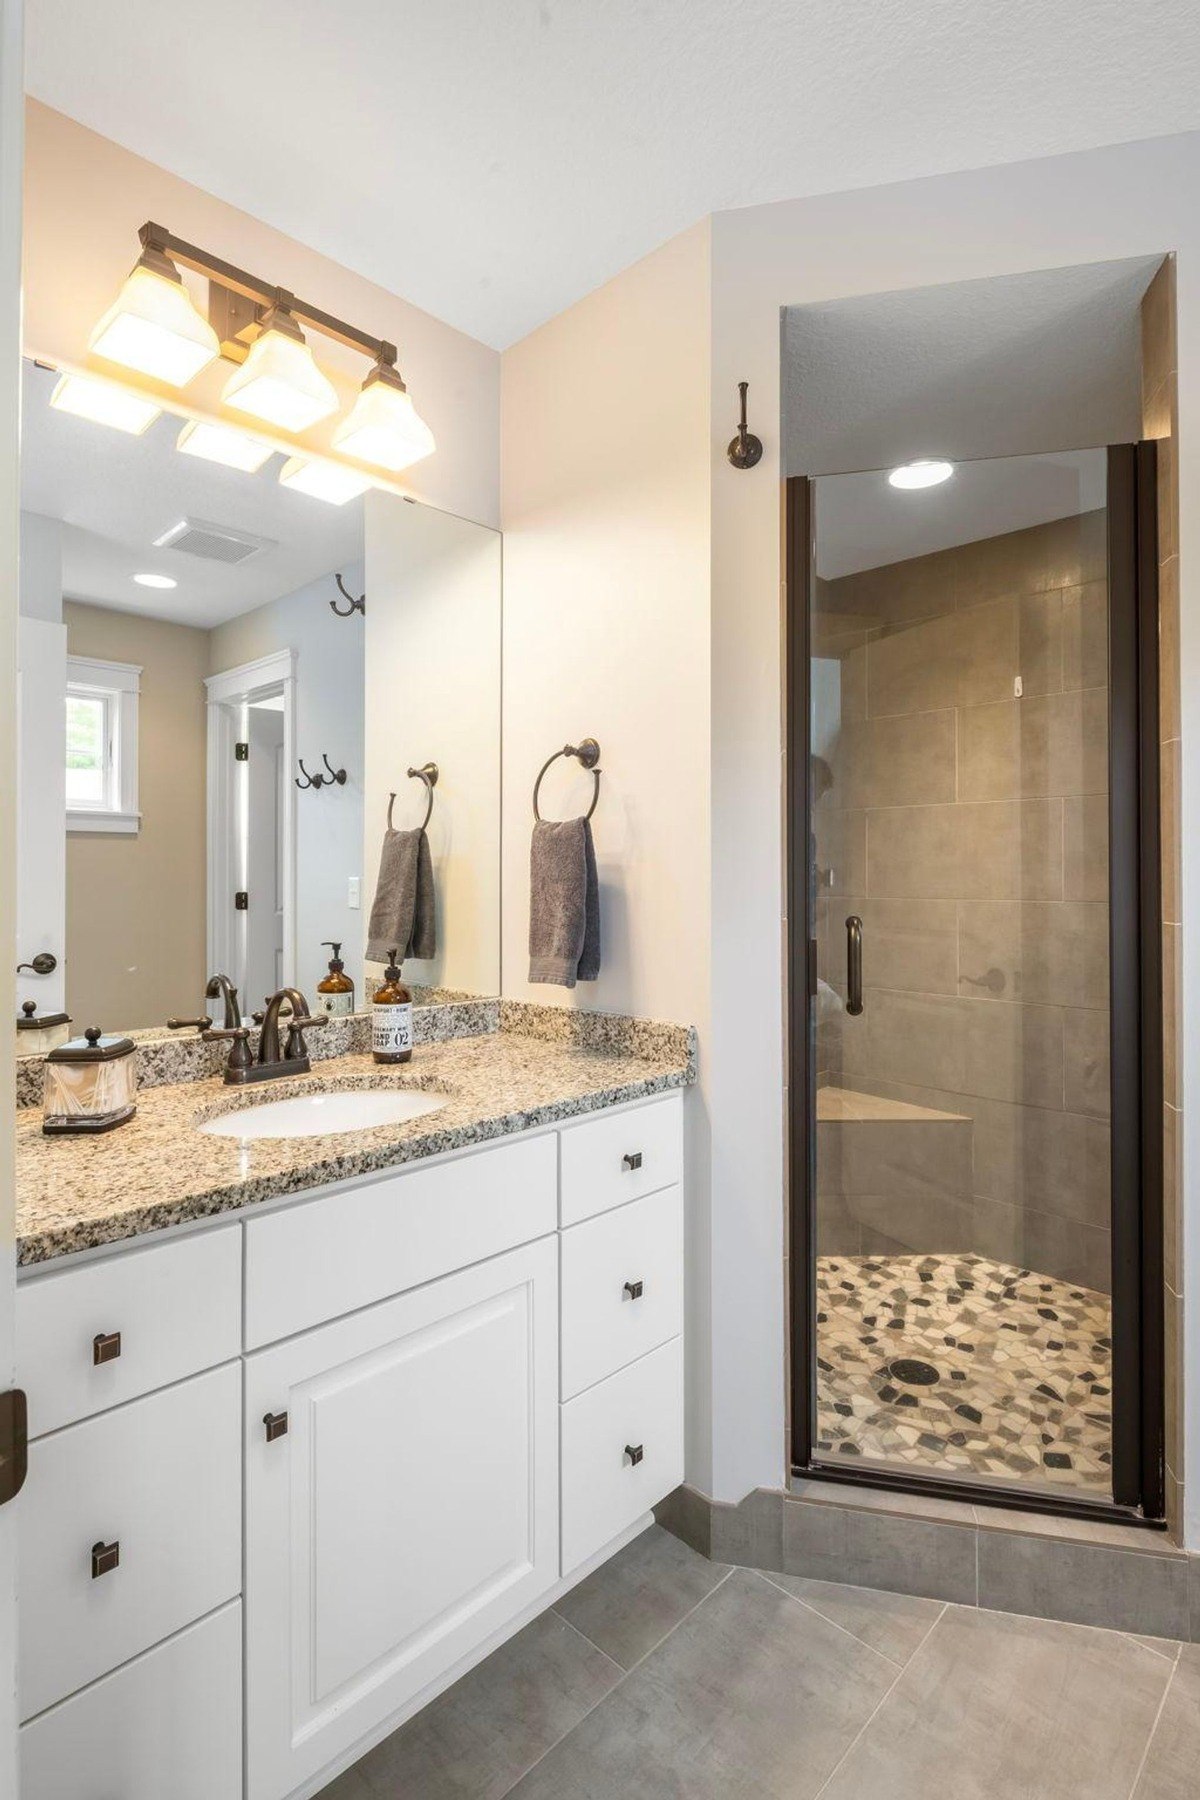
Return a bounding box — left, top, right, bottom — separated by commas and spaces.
367, 827, 436, 964
528, 817, 601, 987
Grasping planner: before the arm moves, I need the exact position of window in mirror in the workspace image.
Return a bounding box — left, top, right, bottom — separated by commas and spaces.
65, 655, 140, 834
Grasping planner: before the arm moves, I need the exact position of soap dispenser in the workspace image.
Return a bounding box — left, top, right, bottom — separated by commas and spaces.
317, 942, 356, 1017
371, 950, 413, 1063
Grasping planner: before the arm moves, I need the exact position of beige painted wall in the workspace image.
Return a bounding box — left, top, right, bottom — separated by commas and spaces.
500, 219, 713, 1481
64, 603, 208, 1030
23, 100, 500, 529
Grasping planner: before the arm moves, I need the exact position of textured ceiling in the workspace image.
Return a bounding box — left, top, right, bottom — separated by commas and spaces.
24, 1, 1200, 348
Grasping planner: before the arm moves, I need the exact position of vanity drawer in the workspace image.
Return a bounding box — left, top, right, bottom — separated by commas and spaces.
17, 1227, 241, 1438
560, 1336, 684, 1573
244, 1132, 557, 1346
20, 1601, 243, 1800
19, 1362, 242, 1720
560, 1186, 683, 1400
559, 1093, 683, 1227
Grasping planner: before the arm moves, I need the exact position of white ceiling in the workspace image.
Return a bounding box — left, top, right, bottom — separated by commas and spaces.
783, 258, 1159, 479
814, 449, 1107, 582
23, 1, 1200, 349
19, 359, 364, 627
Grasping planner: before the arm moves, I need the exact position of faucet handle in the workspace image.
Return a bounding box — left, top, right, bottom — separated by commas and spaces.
284, 1013, 328, 1060
202, 1024, 254, 1076
166, 1015, 213, 1033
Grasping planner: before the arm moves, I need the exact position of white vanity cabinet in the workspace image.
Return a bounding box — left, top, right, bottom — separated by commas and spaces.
244, 1235, 559, 1800
15, 1089, 685, 1800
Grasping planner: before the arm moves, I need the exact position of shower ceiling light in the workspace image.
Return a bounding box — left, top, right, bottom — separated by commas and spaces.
176, 418, 274, 472
278, 455, 372, 506
888, 459, 955, 490
332, 357, 435, 472
50, 372, 162, 435
133, 573, 177, 589
222, 305, 339, 434
89, 245, 221, 387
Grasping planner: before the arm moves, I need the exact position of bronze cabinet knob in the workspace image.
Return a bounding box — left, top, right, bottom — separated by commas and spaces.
93, 1331, 122, 1366
91, 1539, 120, 1579
624, 1443, 644, 1467
623, 1280, 644, 1300
622, 1152, 643, 1171
263, 1411, 289, 1443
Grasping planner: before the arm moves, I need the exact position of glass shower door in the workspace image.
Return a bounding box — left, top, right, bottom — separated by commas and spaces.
807, 449, 1117, 1499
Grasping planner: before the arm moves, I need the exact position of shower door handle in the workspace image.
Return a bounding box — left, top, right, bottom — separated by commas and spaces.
845, 915, 863, 1017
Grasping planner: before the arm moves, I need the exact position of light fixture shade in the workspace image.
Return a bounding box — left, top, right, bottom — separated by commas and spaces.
222, 312, 338, 433
89, 257, 220, 387
176, 418, 274, 472
279, 455, 371, 506
332, 368, 435, 472
50, 372, 162, 435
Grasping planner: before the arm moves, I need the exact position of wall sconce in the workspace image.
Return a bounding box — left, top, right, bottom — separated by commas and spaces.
75, 221, 436, 478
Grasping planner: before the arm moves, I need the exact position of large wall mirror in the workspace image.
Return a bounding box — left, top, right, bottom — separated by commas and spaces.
15, 355, 501, 1044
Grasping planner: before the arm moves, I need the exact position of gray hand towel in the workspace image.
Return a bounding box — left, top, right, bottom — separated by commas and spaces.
367, 827, 436, 964
528, 817, 601, 987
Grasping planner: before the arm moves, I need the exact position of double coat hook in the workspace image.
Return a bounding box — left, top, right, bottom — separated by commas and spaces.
296, 754, 348, 790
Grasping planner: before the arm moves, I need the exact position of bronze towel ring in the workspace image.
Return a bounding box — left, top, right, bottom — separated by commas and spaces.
387, 762, 438, 831
532, 739, 601, 822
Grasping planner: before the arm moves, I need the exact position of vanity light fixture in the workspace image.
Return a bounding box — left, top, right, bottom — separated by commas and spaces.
221, 303, 339, 434
888, 459, 955, 490
133, 573, 178, 590
332, 353, 435, 473
176, 418, 274, 472
278, 455, 372, 506
89, 242, 220, 387
50, 372, 162, 435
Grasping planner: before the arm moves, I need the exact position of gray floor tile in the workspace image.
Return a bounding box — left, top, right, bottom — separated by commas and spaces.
354, 1609, 620, 1800
553, 1523, 730, 1669
820, 1604, 1174, 1800
507, 1569, 897, 1799
1133, 1644, 1200, 1798
783, 1496, 977, 1603
761, 1572, 943, 1666
313, 1769, 374, 1800
1130, 1633, 1181, 1660
977, 1530, 1190, 1638
708, 1486, 784, 1569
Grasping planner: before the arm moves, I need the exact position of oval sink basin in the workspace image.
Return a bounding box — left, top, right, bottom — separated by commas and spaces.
199, 1088, 446, 1141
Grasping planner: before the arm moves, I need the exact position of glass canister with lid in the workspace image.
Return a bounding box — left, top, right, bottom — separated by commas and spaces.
42, 1027, 138, 1135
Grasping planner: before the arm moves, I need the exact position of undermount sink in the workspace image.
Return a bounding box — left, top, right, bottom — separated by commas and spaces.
199, 1087, 447, 1141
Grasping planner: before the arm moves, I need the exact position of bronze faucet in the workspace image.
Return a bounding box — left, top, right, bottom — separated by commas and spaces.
167, 972, 241, 1034
204, 985, 328, 1086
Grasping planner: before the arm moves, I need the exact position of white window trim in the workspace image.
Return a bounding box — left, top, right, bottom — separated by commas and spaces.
66, 654, 142, 834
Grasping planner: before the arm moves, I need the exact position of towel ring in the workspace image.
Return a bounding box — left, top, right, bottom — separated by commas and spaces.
387, 762, 439, 831
533, 739, 601, 823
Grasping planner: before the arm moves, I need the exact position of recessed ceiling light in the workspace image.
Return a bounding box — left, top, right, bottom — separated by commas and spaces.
133, 572, 177, 590
888, 459, 955, 490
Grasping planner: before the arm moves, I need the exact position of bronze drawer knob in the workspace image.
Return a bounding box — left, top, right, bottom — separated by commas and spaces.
263, 1410, 289, 1443
93, 1331, 122, 1366
623, 1280, 644, 1300
91, 1539, 120, 1579
622, 1152, 643, 1171
624, 1443, 644, 1467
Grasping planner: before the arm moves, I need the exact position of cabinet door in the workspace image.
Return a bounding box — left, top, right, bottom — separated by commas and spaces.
245, 1235, 559, 1800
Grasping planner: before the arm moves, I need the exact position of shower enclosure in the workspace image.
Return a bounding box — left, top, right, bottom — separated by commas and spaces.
787, 446, 1164, 1519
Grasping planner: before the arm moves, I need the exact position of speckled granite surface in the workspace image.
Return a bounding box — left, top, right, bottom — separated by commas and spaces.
16, 1011, 695, 1265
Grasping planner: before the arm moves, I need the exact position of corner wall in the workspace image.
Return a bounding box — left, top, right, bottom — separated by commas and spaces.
500, 220, 714, 1487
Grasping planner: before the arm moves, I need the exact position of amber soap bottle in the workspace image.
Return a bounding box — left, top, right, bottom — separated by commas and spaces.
317, 942, 356, 1017
371, 950, 413, 1063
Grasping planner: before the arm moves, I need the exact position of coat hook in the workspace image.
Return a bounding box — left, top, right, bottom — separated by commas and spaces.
330, 573, 365, 618
322, 754, 348, 786
295, 758, 324, 790
726, 380, 763, 470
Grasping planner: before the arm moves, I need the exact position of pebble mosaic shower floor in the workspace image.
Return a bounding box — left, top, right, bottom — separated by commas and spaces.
814, 1252, 1113, 1493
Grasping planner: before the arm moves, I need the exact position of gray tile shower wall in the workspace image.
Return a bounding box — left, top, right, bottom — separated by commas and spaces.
814, 509, 1112, 1290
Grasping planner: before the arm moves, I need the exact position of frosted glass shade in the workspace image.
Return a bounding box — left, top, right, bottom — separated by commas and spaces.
279, 456, 371, 505
50, 373, 162, 435
222, 326, 339, 433
332, 377, 435, 472
89, 263, 220, 387
176, 418, 274, 472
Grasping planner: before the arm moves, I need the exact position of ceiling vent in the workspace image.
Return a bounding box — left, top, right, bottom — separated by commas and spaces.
153, 517, 277, 564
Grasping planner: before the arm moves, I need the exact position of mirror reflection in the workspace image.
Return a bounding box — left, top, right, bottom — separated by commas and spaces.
15, 356, 500, 1045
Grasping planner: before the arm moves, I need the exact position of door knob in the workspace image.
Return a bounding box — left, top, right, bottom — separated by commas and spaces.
16, 953, 57, 977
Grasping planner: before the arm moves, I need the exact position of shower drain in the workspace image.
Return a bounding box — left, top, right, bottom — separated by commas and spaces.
888, 1357, 940, 1387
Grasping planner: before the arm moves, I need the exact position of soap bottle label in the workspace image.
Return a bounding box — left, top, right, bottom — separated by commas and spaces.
372, 1004, 413, 1057
319, 990, 356, 1018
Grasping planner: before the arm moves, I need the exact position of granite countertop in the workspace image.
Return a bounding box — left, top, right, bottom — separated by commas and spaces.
16, 1008, 696, 1265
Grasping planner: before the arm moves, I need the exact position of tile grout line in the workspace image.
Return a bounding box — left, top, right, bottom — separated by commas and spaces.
809, 1602, 949, 1800
754, 1569, 908, 1671
1121, 1642, 1183, 1800
502, 1567, 738, 1798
